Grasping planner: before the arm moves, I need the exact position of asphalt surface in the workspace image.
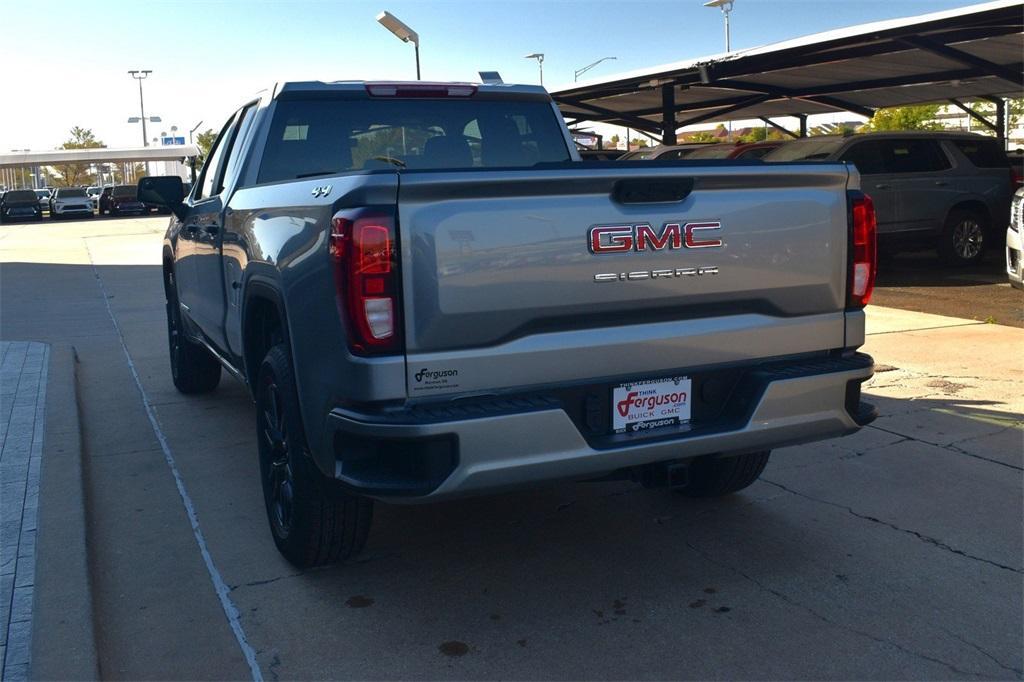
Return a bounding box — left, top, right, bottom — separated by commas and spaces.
1, 216, 1021, 680
873, 249, 1023, 328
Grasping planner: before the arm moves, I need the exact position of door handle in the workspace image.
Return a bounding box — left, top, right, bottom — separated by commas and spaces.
875, 183, 891, 190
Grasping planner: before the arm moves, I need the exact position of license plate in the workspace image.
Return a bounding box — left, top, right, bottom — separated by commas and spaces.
612, 376, 691, 433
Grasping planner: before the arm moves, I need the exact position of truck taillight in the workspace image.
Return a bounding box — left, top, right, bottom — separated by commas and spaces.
330, 209, 403, 355
848, 192, 877, 308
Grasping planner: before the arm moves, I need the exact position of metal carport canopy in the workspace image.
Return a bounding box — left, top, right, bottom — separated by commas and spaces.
0, 145, 200, 169
550, 0, 1023, 142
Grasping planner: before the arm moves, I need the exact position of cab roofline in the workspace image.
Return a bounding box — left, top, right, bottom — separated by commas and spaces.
273, 80, 547, 97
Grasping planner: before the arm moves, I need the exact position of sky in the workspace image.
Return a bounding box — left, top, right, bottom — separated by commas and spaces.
0, 0, 986, 150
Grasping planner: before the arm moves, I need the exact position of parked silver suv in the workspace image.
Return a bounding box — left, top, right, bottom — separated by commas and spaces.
764, 132, 1013, 265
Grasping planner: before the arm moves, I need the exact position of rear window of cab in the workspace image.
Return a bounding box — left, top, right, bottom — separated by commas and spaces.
257, 96, 571, 184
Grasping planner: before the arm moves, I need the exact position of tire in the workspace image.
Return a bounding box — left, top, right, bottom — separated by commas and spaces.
256, 344, 373, 567
938, 208, 988, 266
165, 268, 221, 393
677, 451, 771, 498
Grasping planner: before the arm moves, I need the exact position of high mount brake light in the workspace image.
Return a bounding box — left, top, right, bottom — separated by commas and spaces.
365, 82, 477, 98
848, 192, 877, 308
330, 209, 403, 355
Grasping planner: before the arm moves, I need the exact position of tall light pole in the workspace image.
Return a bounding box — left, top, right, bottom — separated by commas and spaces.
128, 70, 153, 146
524, 53, 544, 86
574, 56, 616, 82
703, 0, 734, 52
704, 0, 735, 140
189, 120, 203, 144
377, 11, 420, 80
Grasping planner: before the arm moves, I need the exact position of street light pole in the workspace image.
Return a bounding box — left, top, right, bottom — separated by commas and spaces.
704, 0, 735, 140
524, 53, 544, 86
128, 70, 153, 146
376, 11, 421, 80
703, 0, 734, 52
574, 56, 617, 82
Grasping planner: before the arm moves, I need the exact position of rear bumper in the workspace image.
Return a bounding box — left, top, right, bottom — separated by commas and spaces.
324, 353, 875, 502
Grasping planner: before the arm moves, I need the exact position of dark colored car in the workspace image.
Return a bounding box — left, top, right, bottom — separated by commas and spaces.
99, 185, 147, 216
617, 143, 715, 160
764, 132, 1014, 265
0, 189, 43, 223
578, 149, 627, 161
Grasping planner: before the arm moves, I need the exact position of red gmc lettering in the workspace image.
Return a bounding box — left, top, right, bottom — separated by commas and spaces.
591, 221, 722, 253
636, 223, 682, 250
590, 226, 634, 253
684, 222, 723, 248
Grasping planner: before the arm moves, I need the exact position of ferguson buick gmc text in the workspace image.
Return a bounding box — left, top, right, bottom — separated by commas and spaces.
139, 80, 877, 567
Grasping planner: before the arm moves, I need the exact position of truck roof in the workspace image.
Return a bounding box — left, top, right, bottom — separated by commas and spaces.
273, 80, 548, 98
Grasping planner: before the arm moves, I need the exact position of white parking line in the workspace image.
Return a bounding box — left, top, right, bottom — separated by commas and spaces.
83, 240, 263, 682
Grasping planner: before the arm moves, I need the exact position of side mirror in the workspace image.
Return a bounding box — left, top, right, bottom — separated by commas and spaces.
138, 176, 186, 219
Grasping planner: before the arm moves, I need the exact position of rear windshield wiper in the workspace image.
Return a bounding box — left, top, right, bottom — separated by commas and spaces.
295, 170, 336, 179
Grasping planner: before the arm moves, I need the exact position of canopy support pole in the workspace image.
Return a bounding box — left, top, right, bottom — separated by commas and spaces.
661, 85, 677, 145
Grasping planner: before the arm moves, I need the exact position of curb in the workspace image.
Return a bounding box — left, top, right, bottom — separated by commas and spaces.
31, 345, 99, 680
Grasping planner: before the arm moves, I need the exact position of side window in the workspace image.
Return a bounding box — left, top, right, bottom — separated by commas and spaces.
952, 139, 1009, 168
195, 115, 237, 201
885, 139, 951, 174
840, 141, 887, 175
222, 103, 259, 189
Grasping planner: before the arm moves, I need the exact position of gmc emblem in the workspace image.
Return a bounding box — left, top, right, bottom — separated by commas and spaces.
589, 221, 723, 254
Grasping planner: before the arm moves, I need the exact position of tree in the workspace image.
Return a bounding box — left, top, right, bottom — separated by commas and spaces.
864, 105, 943, 132
54, 127, 106, 187
194, 128, 218, 170
608, 134, 620, 149
961, 98, 1023, 134
685, 131, 718, 143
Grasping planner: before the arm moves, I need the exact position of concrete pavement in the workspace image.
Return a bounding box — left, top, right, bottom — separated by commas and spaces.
1, 217, 1021, 680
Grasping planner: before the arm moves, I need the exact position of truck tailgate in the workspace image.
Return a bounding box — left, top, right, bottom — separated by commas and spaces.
398, 163, 852, 396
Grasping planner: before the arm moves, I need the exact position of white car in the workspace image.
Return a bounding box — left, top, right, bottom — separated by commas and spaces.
48, 187, 94, 219
87, 186, 103, 208
1007, 187, 1023, 290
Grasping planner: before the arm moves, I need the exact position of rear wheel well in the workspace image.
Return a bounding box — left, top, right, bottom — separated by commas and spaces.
243, 294, 287, 387
947, 200, 990, 229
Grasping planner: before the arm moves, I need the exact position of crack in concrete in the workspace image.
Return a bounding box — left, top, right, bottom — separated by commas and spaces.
681, 540, 995, 680
763, 479, 1022, 575
945, 629, 1023, 678
866, 424, 1024, 472
229, 572, 305, 591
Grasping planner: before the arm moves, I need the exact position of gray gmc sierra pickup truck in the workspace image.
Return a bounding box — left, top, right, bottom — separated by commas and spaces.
139, 80, 878, 567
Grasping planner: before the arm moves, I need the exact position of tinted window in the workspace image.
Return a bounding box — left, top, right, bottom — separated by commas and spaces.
840, 140, 888, 175
884, 139, 951, 173
112, 185, 136, 197
952, 139, 1009, 168
223, 103, 259, 187
257, 97, 571, 183
196, 115, 236, 200
683, 145, 734, 159
763, 138, 846, 162
735, 146, 776, 160
55, 188, 88, 198
4, 190, 36, 202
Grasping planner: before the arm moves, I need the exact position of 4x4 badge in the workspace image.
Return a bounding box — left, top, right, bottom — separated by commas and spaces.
311, 184, 332, 198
